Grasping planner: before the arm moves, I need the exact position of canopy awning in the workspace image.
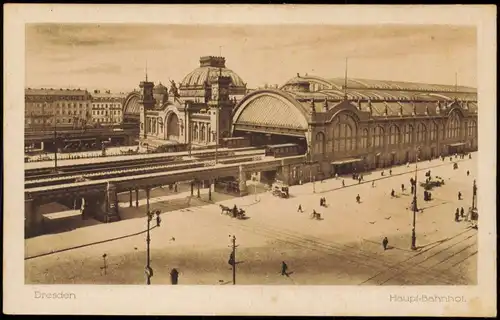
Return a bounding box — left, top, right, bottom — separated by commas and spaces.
331, 158, 363, 165
448, 142, 466, 147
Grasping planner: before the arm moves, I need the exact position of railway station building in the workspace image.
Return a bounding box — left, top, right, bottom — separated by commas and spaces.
231, 74, 478, 183
122, 56, 478, 183
122, 56, 248, 149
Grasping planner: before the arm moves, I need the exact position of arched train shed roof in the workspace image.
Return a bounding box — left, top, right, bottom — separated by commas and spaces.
123, 91, 141, 116
232, 89, 310, 136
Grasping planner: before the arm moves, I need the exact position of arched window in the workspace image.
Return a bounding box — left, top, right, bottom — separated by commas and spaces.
429, 122, 438, 141
417, 123, 427, 142
193, 123, 198, 141
447, 112, 461, 139
315, 132, 325, 154
403, 124, 413, 144
361, 128, 369, 149
389, 125, 400, 145
200, 124, 205, 141
372, 126, 384, 148
468, 120, 477, 137
333, 114, 357, 152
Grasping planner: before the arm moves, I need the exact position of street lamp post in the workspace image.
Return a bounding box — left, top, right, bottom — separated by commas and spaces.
145, 188, 153, 285
228, 235, 237, 285
472, 179, 477, 210
411, 146, 421, 251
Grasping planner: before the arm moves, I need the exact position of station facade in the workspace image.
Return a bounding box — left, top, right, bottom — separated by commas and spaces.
122, 56, 248, 149
232, 75, 478, 184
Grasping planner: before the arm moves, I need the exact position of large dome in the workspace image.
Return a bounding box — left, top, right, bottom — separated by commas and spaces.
180, 56, 246, 89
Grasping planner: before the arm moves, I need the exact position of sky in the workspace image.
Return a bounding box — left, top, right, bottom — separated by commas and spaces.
25, 24, 477, 93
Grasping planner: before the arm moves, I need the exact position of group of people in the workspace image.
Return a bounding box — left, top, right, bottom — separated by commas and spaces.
455, 207, 467, 222
320, 197, 327, 207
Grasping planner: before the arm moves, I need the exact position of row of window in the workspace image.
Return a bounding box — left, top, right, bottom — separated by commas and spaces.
315, 113, 477, 154
92, 110, 121, 115
25, 95, 89, 102
92, 103, 122, 108
26, 117, 85, 125
27, 102, 90, 108
92, 118, 120, 123
192, 123, 213, 142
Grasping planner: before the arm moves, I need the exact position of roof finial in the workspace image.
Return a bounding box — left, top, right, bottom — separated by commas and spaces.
344, 57, 349, 100
145, 60, 148, 82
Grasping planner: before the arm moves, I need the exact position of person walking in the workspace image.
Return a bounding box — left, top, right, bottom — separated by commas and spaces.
297, 204, 303, 213
391, 189, 395, 197
372, 181, 375, 188
382, 237, 389, 251
342, 179, 345, 187
455, 208, 460, 222
389, 169, 393, 175
467, 170, 470, 176
458, 191, 462, 200
460, 207, 465, 218
281, 261, 289, 276
335, 173, 339, 180
356, 194, 361, 203
170, 268, 179, 285
358, 177, 362, 184
401, 184, 405, 193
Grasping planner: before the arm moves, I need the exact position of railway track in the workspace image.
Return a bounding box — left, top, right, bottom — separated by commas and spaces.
25, 148, 266, 180
25, 153, 266, 189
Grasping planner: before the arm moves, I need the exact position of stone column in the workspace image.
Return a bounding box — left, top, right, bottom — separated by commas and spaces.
208, 179, 212, 201
129, 189, 133, 207
280, 162, 290, 185
190, 181, 194, 196
238, 165, 248, 196
135, 188, 139, 208
25, 198, 43, 238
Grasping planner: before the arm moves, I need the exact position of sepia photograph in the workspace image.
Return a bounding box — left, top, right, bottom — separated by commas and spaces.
4, 4, 497, 316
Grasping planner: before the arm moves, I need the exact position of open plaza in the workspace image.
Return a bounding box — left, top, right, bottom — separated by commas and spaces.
25, 152, 478, 285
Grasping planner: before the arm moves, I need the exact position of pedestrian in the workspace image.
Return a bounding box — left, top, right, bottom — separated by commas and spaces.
170, 268, 179, 285
401, 184, 405, 192
469, 154, 472, 159
389, 169, 392, 175
335, 173, 339, 180
382, 237, 389, 251
391, 189, 395, 197
406, 162, 410, 168
358, 177, 362, 184
281, 261, 288, 276
467, 170, 470, 176
360, 174, 364, 181
320, 198, 323, 207
372, 181, 375, 188
458, 191, 462, 200
460, 207, 465, 218
342, 179, 345, 187
297, 204, 303, 213
381, 171, 385, 176
156, 214, 161, 227
356, 194, 361, 203
455, 209, 460, 222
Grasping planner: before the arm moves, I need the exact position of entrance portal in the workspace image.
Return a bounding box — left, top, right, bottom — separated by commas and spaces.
166, 113, 180, 140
